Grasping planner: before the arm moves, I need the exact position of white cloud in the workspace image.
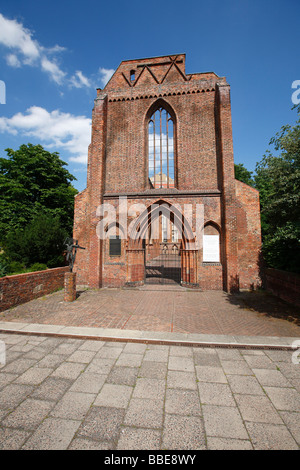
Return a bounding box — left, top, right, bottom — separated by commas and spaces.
6, 53, 21, 67
0, 13, 66, 84
0, 13, 113, 91
99, 67, 115, 87
41, 56, 66, 85
0, 13, 40, 63
70, 70, 91, 89
0, 106, 91, 164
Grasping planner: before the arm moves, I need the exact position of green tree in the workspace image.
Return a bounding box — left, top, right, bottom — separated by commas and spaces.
4, 211, 68, 269
234, 163, 255, 187
0, 143, 78, 243
255, 105, 300, 273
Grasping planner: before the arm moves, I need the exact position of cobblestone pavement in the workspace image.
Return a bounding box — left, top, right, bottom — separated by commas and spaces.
0, 332, 299, 450
1, 288, 300, 337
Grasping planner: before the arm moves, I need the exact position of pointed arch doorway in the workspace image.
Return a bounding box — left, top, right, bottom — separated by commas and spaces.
126, 200, 198, 287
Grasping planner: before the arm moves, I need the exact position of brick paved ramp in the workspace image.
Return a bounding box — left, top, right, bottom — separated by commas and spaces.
0, 333, 299, 450
0, 287, 300, 337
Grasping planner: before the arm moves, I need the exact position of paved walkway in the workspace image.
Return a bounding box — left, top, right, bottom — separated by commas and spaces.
1, 287, 300, 337
0, 331, 299, 450
0, 287, 299, 450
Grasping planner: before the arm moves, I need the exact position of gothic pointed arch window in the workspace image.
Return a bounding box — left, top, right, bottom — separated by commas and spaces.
148, 105, 175, 189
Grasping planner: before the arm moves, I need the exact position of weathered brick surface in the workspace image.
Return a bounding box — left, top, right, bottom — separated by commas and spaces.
73, 54, 262, 291
0, 267, 69, 312
266, 268, 300, 307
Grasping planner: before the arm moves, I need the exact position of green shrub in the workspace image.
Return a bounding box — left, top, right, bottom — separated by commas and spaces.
29, 263, 48, 272
8, 261, 27, 274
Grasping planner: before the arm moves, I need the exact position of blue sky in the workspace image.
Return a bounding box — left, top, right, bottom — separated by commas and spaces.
0, 0, 299, 192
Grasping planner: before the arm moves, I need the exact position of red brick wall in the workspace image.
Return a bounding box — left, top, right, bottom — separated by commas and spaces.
265, 268, 300, 307
0, 267, 69, 312
235, 180, 262, 289
73, 54, 262, 291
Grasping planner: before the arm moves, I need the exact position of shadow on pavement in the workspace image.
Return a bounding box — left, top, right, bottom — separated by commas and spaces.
226, 289, 300, 327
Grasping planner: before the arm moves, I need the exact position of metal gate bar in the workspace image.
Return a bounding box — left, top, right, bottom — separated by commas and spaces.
145, 244, 181, 285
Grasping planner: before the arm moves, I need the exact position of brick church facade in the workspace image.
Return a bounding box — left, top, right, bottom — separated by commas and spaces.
73, 54, 261, 292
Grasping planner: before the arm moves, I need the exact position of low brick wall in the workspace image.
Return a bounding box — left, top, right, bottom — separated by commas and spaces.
265, 268, 300, 307
0, 267, 69, 312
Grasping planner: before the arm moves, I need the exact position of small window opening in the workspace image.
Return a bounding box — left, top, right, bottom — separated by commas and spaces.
109, 236, 121, 256
130, 70, 135, 81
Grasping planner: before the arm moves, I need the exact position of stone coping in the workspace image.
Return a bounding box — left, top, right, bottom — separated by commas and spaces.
0, 321, 298, 351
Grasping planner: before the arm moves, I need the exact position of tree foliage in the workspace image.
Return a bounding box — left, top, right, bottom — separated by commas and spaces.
0, 144, 78, 271
234, 163, 255, 187
4, 212, 68, 268
254, 105, 300, 273
0, 144, 77, 243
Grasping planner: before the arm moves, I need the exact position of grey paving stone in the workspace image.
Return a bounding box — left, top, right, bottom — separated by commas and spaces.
272, 363, 300, 380
252, 368, 292, 388
66, 349, 97, 363
165, 389, 201, 416
23, 348, 48, 361
68, 437, 113, 450
116, 353, 144, 368
289, 378, 300, 394
85, 358, 116, 375
170, 346, 193, 357
70, 371, 106, 394
94, 346, 123, 360
107, 366, 139, 386
0, 427, 31, 450
50, 391, 96, 420
0, 383, 34, 410
2, 358, 36, 374
52, 342, 81, 356
167, 370, 197, 390
245, 422, 299, 450
264, 386, 300, 412
243, 354, 277, 370
124, 398, 164, 428
0, 372, 18, 389
117, 426, 161, 450
221, 360, 253, 375
144, 349, 169, 363
78, 340, 106, 352
22, 417, 81, 450
227, 375, 264, 395
162, 414, 206, 450
51, 362, 86, 380
123, 343, 147, 354
94, 384, 133, 409
77, 406, 125, 441
15, 366, 52, 385
31, 376, 73, 401
216, 349, 243, 361
198, 382, 236, 407
193, 352, 221, 367
279, 411, 300, 445
2, 398, 54, 430
234, 394, 283, 424
132, 378, 165, 400
265, 350, 294, 363
36, 353, 66, 369
168, 356, 194, 372
139, 361, 167, 380
240, 349, 265, 356
207, 437, 253, 450
202, 405, 248, 439
195, 366, 227, 384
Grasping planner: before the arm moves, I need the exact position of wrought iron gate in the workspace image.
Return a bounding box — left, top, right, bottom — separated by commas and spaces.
145, 243, 181, 285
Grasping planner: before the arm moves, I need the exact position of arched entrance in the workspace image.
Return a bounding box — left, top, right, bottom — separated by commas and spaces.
126, 200, 198, 287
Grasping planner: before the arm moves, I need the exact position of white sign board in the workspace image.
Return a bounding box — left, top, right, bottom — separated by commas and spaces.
203, 235, 220, 262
